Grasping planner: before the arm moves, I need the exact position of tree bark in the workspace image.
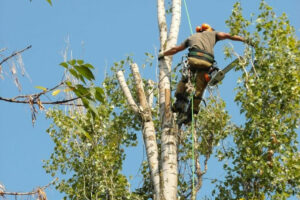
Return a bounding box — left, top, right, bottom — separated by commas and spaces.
117, 0, 182, 198
157, 0, 181, 199
117, 64, 161, 199
116, 71, 139, 113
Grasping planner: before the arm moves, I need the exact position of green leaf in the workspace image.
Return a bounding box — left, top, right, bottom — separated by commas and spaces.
73, 84, 89, 98
81, 98, 99, 118
69, 69, 79, 78
68, 59, 76, 66
85, 64, 95, 69
74, 65, 95, 81
77, 60, 84, 65
60, 62, 68, 69
35, 86, 47, 91
95, 87, 104, 103
66, 116, 92, 141
65, 81, 72, 87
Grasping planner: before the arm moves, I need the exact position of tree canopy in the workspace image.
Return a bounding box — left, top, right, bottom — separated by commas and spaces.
0, 0, 299, 200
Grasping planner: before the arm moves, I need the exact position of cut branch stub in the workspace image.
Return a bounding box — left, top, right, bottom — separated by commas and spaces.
130, 63, 152, 121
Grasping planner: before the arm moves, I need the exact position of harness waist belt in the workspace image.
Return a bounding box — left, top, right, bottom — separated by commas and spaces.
188, 48, 215, 63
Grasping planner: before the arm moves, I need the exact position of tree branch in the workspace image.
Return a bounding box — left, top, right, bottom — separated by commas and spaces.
167, 0, 181, 49
146, 80, 155, 108
0, 178, 57, 197
0, 45, 32, 66
0, 81, 82, 106
131, 63, 150, 113
0, 96, 81, 106
132, 64, 161, 199
157, 0, 167, 50
116, 70, 139, 113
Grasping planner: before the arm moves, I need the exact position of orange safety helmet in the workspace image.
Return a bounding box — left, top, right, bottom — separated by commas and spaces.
196, 23, 213, 32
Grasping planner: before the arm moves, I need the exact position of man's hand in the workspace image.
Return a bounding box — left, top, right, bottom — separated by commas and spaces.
158, 52, 165, 60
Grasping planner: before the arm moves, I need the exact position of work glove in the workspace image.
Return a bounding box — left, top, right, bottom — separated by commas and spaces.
158, 52, 165, 60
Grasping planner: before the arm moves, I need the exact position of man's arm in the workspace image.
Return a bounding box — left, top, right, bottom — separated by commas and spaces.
163, 44, 186, 56
158, 44, 186, 59
216, 32, 245, 42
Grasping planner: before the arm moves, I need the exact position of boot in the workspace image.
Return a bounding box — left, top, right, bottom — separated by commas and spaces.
183, 106, 193, 125
177, 104, 200, 126
172, 98, 189, 113
177, 105, 192, 126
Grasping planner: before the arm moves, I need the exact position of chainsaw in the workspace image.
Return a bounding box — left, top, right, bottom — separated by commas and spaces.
208, 56, 243, 86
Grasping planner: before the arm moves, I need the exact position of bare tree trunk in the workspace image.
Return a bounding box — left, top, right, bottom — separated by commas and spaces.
157, 0, 181, 199
117, 65, 160, 200
118, 68, 164, 200
118, 0, 182, 199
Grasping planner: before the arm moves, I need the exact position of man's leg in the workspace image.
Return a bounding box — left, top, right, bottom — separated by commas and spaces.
193, 71, 208, 113
188, 57, 211, 114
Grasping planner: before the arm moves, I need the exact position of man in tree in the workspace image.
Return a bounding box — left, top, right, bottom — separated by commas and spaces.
158, 23, 247, 124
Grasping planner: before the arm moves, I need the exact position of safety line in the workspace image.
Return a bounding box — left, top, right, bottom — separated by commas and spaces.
183, 0, 194, 35
190, 90, 195, 198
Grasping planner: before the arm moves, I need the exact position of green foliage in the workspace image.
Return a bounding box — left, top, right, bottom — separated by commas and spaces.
177, 96, 232, 199
43, 2, 299, 198
214, 1, 300, 199
225, 2, 251, 38
102, 57, 144, 133
61, 59, 95, 83
106, 56, 162, 199
61, 60, 104, 119
133, 161, 154, 199
44, 59, 143, 199
44, 108, 138, 199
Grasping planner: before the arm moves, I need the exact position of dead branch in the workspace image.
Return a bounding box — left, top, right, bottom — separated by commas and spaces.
0, 81, 83, 124
0, 45, 32, 66
0, 96, 81, 106
0, 81, 82, 106
0, 178, 57, 199
116, 70, 139, 113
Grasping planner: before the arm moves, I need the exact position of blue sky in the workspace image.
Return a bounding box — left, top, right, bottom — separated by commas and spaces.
0, 0, 299, 199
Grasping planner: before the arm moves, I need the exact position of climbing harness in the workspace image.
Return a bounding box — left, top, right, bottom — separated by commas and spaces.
175, 56, 242, 127
188, 47, 215, 64
176, 58, 217, 127
181, 55, 191, 83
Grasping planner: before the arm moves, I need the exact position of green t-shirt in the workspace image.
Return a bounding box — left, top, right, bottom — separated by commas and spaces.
181, 31, 219, 56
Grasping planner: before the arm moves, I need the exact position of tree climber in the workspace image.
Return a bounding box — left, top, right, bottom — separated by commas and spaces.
158, 23, 249, 124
